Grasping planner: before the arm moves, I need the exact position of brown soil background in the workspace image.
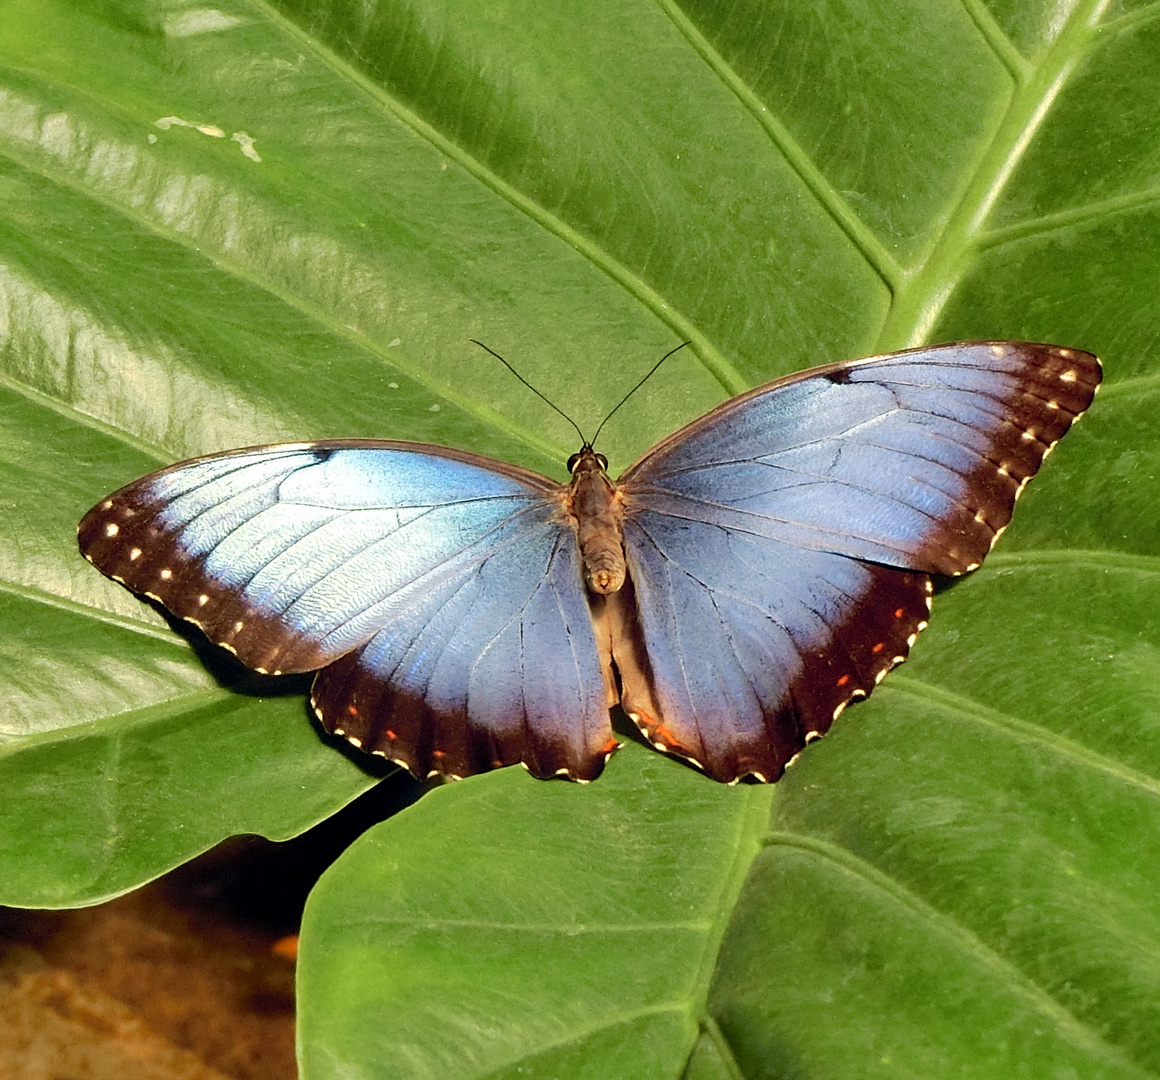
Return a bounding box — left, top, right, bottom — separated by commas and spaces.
0, 774, 419, 1080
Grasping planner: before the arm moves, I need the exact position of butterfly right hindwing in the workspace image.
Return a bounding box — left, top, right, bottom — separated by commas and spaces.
613, 515, 932, 782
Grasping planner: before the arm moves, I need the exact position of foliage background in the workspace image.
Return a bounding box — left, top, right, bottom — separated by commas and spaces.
1, 0, 1158, 1077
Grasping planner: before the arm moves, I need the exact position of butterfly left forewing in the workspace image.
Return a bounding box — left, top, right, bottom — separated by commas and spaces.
80, 442, 556, 674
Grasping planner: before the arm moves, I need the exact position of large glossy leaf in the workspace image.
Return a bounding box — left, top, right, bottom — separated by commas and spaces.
1, 0, 1156, 1077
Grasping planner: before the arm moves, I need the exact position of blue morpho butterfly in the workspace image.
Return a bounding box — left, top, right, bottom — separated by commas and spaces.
79, 341, 1100, 785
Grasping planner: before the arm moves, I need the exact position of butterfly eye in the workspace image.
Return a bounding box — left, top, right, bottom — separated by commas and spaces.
567, 453, 581, 473
595, 453, 608, 471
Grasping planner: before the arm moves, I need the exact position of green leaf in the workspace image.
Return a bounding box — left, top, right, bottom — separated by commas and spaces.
1, 1, 1156, 1078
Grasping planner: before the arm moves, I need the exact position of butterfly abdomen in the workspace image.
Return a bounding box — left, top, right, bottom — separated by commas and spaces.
567, 447, 626, 595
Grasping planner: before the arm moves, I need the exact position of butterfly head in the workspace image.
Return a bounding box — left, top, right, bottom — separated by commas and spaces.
567, 445, 609, 476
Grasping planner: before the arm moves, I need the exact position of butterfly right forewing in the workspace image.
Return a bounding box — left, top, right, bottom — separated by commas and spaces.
621, 342, 1101, 577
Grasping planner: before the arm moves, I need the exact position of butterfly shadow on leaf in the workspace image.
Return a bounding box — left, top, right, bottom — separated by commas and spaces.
146, 599, 402, 780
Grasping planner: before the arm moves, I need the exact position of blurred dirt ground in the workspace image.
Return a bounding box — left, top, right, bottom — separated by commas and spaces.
0, 773, 419, 1080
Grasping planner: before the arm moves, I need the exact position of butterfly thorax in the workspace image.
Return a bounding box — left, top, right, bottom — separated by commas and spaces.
567, 446, 626, 595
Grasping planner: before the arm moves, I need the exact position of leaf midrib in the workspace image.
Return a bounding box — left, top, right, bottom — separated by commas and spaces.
658, 0, 903, 295
876, 0, 1114, 349
0, 687, 234, 759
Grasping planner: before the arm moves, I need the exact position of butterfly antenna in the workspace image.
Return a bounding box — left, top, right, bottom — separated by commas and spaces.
589, 340, 691, 447
471, 340, 589, 446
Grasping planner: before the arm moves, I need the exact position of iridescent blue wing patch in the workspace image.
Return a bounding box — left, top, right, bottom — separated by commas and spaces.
614, 342, 1101, 781
78, 441, 615, 780
611, 521, 932, 783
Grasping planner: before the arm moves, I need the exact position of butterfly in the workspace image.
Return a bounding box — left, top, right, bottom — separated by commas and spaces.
78, 341, 1101, 784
